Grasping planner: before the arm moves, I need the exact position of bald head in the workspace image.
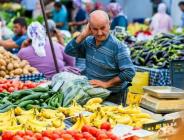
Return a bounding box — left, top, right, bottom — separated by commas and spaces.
89, 10, 110, 24
88, 10, 110, 45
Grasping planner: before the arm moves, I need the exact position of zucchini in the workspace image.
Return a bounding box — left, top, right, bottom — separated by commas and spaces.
9, 90, 32, 100
15, 92, 43, 104
0, 105, 16, 113
0, 102, 12, 110
32, 86, 49, 92
18, 100, 35, 108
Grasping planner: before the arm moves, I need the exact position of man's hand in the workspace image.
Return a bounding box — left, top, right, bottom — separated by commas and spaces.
76, 23, 92, 44
90, 80, 111, 88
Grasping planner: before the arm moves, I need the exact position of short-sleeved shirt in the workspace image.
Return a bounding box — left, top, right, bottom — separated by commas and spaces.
111, 15, 128, 30
65, 34, 135, 93
18, 40, 76, 78
11, 34, 27, 54
52, 5, 68, 30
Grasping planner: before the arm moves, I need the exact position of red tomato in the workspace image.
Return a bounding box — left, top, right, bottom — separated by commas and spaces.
0, 87, 3, 92
100, 122, 112, 131
25, 130, 34, 136
65, 130, 78, 136
33, 133, 42, 140
73, 133, 83, 140
82, 132, 93, 139
86, 137, 96, 140
81, 125, 90, 132
42, 131, 53, 138
51, 133, 60, 139
61, 134, 74, 140
2, 131, 15, 140
56, 138, 64, 140
16, 131, 25, 137
42, 137, 51, 140
2, 84, 8, 90
88, 127, 98, 136
106, 132, 119, 140
8, 87, 15, 92
22, 135, 32, 140
57, 130, 66, 136
12, 135, 23, 140
97, 133, 108, 140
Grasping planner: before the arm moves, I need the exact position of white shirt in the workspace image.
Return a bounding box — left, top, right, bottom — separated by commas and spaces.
21, 0, 37, 11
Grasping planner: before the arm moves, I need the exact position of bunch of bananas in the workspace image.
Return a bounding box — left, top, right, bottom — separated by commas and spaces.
84, 98, 155, 128
0, 107, 66, 132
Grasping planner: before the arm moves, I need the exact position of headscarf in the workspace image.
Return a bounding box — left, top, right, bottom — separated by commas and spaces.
44, 19, 56, 33
73, 0, 82, 8
27, 22, 46, 57
158, 3, 167, 14
107, 2, 124, 18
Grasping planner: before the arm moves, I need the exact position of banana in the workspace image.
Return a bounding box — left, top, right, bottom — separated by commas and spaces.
85, 98, 103, 106
70, 114, 88, 131
131, 113, 151, 119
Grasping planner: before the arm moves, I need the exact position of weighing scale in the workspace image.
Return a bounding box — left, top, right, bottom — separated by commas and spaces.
140, 86, 184, 114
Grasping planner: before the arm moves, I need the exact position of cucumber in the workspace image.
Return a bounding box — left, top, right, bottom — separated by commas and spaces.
9, 90, 32, 100
0, 105, 16, 113
40, 93, 50, 99
32, 86, 49, 92
15, 92, 43, 104
18, 100, 35, 108
0, 102, 12, 110
2, 96, 12, 104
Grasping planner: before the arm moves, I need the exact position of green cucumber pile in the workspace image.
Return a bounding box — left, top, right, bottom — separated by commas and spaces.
0, 86, 64, 112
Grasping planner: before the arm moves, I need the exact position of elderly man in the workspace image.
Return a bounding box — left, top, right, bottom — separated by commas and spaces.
65, 10, 135, 104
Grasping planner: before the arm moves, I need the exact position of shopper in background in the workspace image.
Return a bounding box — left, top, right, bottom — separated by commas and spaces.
107, 2, 128, 30
18, 22, 79, 79
94, 2, 104, 10
69, 0, 87, 32
47, 1, 68, 30
44, 19, 64, 46
0, 17, 27, 54
150, 3, 173, 35
65, 10, 135, 104
178, 1, 184, 28
21, 0, 38, 18
84, 0, 95, 14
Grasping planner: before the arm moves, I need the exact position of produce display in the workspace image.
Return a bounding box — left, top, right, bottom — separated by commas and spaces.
128, 23, 150, 36
1, 124, 120, 140
52, 72, 110, 107
0, 47, 39, 79
60, 98, 155, 129
0, 80, 43, 93
0, 86, 64, 111
0, 107, 65, 132
131, 33, 184, 68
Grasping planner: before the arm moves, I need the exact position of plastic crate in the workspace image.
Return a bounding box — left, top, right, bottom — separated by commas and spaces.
170, 60, 184, 89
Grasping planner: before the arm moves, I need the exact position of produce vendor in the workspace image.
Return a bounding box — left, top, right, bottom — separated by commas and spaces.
0, 17, 27, 54
18, 22, 80, 79
65, 10, 135, 104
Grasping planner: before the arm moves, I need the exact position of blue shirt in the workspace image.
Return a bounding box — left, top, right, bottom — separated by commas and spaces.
111, 15, 128, 30
181, 12, 184, 28
65, 34, 135, 93
52, 6, 68, 30
11, 34, 27, 54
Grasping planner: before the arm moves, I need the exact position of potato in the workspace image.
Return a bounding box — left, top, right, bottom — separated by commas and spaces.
7, 63, 14, 71
0, 59, 6, 66
0, 66, 5, 70
0, 71, 6, 77
19, 60, 29, 68
23, 68, 29, 75
13, 62, 20, 69
14, 68, 23, 75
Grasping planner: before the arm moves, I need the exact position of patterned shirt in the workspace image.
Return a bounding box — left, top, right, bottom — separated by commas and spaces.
65, 34, 135, 93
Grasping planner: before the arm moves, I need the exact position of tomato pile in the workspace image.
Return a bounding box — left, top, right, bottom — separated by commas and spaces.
2, 123, 120, 140
0, 80, 43, 93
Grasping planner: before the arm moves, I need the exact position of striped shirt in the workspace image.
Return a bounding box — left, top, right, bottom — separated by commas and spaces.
65, 34, 135, 93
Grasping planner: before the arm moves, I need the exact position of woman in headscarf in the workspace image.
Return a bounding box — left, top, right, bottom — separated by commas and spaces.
150, 3, 173, 35
107, 2, 128, 30
18, 22, 80, 79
